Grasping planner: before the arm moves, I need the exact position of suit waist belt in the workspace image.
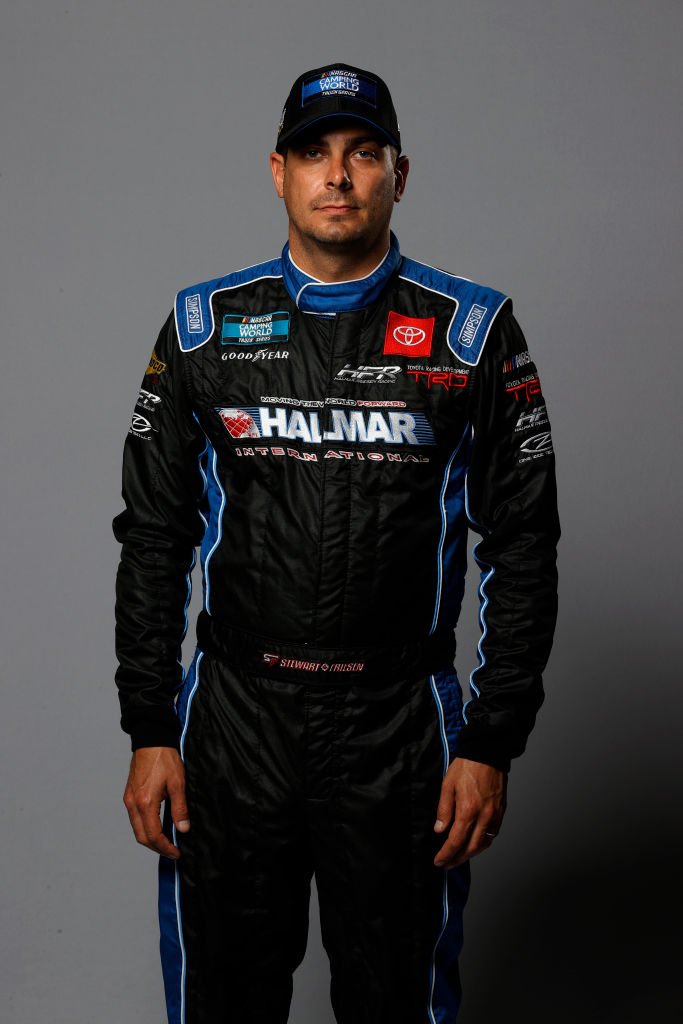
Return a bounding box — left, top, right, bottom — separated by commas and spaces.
196, 612, 456, 685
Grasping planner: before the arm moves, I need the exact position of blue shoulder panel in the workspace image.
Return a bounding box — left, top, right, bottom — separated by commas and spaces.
399, 258, 509, 366
174, 257, 283, 352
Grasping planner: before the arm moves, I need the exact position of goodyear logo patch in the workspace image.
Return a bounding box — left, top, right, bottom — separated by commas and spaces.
221, 311, 290, 346
459, 303, 487, 347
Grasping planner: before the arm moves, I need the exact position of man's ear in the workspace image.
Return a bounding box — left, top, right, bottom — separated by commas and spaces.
394, 154, 410, 203
270, 151, 286, 199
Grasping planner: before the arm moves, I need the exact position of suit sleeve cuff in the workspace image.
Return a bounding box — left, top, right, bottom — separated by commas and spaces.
122, 709, 181, 751
455, 737, 511, 773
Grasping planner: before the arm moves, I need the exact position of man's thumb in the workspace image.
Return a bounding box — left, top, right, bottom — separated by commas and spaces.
168, 780, 190, 832
434, 783, 454, 833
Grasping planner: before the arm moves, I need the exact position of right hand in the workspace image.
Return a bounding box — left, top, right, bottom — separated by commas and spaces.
123, 746, 190, 860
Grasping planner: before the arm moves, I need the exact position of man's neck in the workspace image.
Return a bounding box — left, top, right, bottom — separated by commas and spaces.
287, 231, 391, 283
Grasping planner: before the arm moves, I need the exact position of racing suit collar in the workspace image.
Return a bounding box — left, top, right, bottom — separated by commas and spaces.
282, 232, 401, 313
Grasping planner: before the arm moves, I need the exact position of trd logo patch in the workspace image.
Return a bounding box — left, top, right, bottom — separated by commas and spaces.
383, 312, 435, 358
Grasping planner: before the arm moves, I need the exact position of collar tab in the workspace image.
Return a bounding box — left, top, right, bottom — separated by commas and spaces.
282, 232, 401, 313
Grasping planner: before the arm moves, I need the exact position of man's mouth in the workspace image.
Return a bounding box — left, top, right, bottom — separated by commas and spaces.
313, 195, 360, 212
316, 204, 359, 212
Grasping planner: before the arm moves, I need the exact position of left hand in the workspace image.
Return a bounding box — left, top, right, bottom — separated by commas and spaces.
433, 756, 507, 868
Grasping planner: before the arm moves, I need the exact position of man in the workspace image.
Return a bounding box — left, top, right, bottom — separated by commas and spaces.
114, 62, 559, 1024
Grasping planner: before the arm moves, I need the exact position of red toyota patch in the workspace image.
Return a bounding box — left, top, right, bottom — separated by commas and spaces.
383, 311, 435, 357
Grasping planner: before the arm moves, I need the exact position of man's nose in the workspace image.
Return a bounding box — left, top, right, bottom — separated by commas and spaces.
326, 156, 351, 190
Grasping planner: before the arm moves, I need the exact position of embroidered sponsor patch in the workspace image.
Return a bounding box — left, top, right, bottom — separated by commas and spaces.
145, 349, 167, 375
136, 388, 162, 413
502, 351, 533, 374
301, 69, 377, 107
515, 404, 548, 432
334, 365, 401, 384
185, 293, 204, 334
216, 405, 435, 446
222, 349, 289, 361
217, 409, 261, 439
262, 652, 366, 672
459, 303, 487, 347
518, 431, 553, 464
505, 375, 543, 403
260, 395, 406, 409
232, 446, 430, 465
221, 311, 290, 346
383, 312, 435, 358
129, 412, 157, 441
406, 369, 469, 390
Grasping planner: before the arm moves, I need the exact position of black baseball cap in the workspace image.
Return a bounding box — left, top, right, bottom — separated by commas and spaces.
275, 62, 401, 154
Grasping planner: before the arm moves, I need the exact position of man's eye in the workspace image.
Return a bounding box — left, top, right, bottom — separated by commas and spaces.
356, 149, 378, 159
304, 148, 321, 158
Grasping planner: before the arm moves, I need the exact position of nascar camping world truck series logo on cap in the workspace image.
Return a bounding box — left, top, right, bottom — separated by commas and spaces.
301, 69, 377, 107
221, 312, 290, 346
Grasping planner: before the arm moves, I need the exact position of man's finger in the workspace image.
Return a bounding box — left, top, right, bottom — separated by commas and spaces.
434, 808, 476, 866
437, 816, 503, 869
138, 798, 179, 858
124, 785, 179, 857
433, 778, 456, 834
123, 787, 148, 847
122, 749, 187, 858
167, 776, 190, 833
142, 826, 180, 859
138, 815, 180, 859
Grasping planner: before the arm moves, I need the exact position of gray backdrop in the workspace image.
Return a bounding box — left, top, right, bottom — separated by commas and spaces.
2, 1, 682, 1021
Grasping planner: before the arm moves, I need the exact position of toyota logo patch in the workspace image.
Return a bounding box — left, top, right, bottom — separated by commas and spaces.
383, 312, 435, 357
392, 325, 426, 346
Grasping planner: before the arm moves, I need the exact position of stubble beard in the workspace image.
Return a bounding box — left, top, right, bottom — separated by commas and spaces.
286, 196, 395, 257
300, 218, 373, 251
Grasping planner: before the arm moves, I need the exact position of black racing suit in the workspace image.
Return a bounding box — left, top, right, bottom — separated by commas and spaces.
114, 233, 559, 1024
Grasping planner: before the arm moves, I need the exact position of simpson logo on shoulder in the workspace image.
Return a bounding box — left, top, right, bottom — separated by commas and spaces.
458, 304, 487, 348
185, 293, 204, 334
221, 311, 291, 346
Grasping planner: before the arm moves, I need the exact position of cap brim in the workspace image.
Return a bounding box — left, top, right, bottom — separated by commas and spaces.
276, 112, 400, 154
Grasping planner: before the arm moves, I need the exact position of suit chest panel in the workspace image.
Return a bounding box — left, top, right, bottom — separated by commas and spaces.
188, 293, 475, 456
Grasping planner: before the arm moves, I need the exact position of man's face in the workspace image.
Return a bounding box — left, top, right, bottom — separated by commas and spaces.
270, 122, 408, 255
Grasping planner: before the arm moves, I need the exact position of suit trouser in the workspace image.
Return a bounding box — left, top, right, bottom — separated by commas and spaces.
159, 639, 470, 1024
